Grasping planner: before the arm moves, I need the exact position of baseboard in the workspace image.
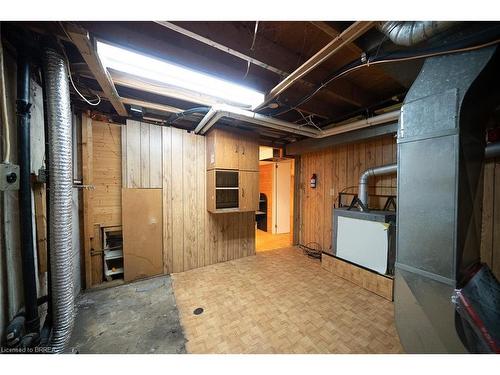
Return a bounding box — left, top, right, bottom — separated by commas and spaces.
321, 253, 394, 301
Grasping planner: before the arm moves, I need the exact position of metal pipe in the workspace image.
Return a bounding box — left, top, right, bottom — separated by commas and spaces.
485, 142, 500, 159
42, 44, 74, 353
195, 105, 320, 137
377, 21, 458, 47
358, 163, 397, 210
317, 110, 400, 138
16, 54, 40, 335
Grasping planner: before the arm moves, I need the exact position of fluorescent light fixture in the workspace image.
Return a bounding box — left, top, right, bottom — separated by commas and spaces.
96, 41, 265, 109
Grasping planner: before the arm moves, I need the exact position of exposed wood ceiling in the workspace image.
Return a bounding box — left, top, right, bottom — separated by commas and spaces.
10, 20, 425, 144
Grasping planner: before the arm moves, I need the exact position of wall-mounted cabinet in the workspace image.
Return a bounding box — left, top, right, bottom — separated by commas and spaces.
206, 126, 259, 171
206, 126, 260, 213
207, 169, 259, 213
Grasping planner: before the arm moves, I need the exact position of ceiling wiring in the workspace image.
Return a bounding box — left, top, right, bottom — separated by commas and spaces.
266, 35, 500, 119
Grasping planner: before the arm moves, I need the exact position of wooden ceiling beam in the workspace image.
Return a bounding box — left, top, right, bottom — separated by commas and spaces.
310, 21, 365, 55
155, 21, 375, 109
257, 21, 376, 109
63, 23, 128, 117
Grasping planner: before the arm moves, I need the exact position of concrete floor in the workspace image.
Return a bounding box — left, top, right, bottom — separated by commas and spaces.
68, 276, 186, 354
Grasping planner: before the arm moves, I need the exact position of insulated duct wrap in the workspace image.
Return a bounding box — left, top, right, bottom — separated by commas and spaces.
42, 46, 74, 353
378, 21, 458, 46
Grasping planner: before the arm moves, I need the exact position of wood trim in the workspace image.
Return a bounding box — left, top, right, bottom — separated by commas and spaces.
64, 23, 127, 117
259, 21, 376, 108
81, 112, 93, 288
321, 253, 394, 301
293, 156, 301, 245
33, 183, 47, 274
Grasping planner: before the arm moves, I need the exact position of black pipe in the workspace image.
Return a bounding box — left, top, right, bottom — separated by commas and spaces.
168, 106, 210, 125
16, 54, 40, 335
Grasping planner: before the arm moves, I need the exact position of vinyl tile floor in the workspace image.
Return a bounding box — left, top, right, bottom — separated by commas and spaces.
172, 247, 403, 354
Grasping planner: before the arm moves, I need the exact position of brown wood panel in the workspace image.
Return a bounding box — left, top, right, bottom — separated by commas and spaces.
171, 127, 184, 273
82, 113, 94, 288
91, 224, 103, 285
121, 124, 256, 276
321, 254, 394, 301
149, 124, 163, 188
124, 120, 141, 188
33, 183, 47, 274
206, 127, 239, 170
92, 120, 122, 226
162, 126, 173, 274
493, 161, 500, 278
239, 130, 259, 171
140, 123, 150, 188
298, 135, 397, 251
480, 158, 500, 279
239, 171, 259, 211
122, 188, 163, 282
183, 131, 198, 271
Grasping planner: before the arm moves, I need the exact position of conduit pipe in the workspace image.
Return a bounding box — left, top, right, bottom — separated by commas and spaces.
377, 21, 458, 47
318, 110, 400, 138
16, 53, 40, 335
358, 163, 397, 211
42, 44, 74, 353
195, 105, 400, 140
195, 104, 320, 137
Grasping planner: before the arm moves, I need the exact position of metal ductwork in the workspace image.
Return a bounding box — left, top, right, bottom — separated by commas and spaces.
395, 45, 499, 353
358, 163, 397, 210
485, 141, 500, 159
378, 22, 458, 46
42, 44, 74, 353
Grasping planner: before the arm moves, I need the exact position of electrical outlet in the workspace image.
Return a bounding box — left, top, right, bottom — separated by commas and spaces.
330, 188, 335, 197
0, 163, 20, 191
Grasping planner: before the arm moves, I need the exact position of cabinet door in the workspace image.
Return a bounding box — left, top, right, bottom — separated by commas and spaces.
238, 132, 259, 171
239, 171, 259, 211
206, 128, 239, 170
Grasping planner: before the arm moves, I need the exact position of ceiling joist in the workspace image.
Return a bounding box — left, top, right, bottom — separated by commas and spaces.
64, 23, 128, 117
154, 21, 374, 110
257, 21, 376, 110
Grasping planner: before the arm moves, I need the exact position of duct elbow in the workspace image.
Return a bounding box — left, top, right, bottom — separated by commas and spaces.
377, 21, 458, 46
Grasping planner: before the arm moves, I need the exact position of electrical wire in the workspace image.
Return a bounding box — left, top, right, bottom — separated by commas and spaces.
243, 21, 260, 80
268, 37, 500, 118
0, 25, 11, 163
57, 22, 101, 107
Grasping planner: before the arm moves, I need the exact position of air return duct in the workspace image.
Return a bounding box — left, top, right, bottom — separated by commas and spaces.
395, 45, 499, 353
42, 44, 74, 353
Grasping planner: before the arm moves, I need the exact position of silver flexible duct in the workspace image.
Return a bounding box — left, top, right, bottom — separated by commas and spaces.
378, 22, 458, 46
43, 46, 74, 353
358, 163, 397, 210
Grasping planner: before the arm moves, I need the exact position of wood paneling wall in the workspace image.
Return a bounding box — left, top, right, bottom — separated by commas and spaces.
259, 164, 273, 232
122, 121, 255, 275
92, 120, 122, 226
298, 135, 397, 253
82, 116, 123, 287
122, 120, 162, 188
480, 157, 500, 279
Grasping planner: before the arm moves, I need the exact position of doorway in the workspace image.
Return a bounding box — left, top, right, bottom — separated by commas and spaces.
256, 155, 294, 252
